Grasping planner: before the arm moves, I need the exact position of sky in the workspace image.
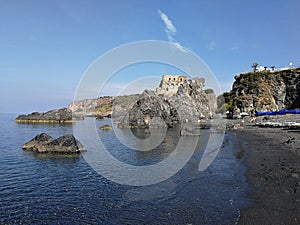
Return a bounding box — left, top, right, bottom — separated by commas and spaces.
1, 0, 300, 113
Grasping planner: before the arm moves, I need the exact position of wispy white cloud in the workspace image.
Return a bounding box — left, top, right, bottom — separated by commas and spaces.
208, 41, 216, 51
158, 9, 186, 52
158, 9, 176, 36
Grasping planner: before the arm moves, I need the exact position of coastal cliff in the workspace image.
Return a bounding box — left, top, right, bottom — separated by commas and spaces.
68, 96, 113, 116
16, 75, 216, 125
69, 95, 140, 118
219, 67, 300, 114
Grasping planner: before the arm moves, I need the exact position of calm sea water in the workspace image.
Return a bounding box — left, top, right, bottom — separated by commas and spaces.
0, 113, 250, 224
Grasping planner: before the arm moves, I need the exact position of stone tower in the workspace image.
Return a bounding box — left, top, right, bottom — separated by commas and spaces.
156, 75, 188, 98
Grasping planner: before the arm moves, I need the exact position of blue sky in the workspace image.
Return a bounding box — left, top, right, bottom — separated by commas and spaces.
1, 0, 300, 113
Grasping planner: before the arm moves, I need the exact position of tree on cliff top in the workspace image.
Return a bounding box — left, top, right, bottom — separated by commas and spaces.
252, 63, 259, 72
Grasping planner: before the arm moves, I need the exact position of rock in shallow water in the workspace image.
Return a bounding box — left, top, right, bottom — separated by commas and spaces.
23, 133, 85, 154
180, 124, 201, 136
100, 125, 112, 130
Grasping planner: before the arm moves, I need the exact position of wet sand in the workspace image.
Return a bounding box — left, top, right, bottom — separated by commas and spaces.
235, 126, 300, 224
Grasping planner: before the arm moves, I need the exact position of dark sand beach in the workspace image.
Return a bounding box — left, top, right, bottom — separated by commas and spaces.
235, 126, 300, 224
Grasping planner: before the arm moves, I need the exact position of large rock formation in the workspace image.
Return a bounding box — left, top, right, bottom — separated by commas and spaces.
117, 75, 217, 128
15, 108, 73, 123
219, 68, 300, 114
119, 90, 179, 128
111, 94, 140, 122
23, 133, 84, 154
168, 78, 213, 121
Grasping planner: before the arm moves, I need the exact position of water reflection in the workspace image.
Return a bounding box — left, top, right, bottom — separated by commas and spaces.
23, 151, 81, 163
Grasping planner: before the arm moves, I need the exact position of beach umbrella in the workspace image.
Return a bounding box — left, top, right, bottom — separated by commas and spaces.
255, 112, 265, 117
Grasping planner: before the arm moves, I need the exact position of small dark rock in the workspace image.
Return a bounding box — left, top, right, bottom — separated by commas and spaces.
100, 125, 112, 130
180, 123, 201, 136
96, 115, 104, 120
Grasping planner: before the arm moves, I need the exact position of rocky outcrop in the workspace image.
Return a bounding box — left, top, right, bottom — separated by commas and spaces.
126, 90, 179, 128
168, 78, 213, 121
117, 76, 216, 128
23, 133, 84, 154
112, 94, 140, 123
222, 68, 300, 114
15, 108, 73, 123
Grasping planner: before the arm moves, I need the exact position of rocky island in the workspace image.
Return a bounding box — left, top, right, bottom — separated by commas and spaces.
15, 108, 74, 123
23, 133, 84, 154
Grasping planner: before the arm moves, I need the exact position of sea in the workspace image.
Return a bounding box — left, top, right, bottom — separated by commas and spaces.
0, 113, 251, 225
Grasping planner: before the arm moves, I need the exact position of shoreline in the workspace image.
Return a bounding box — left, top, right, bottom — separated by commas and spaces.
235, 126, 300, 224
15, 119, 75, 123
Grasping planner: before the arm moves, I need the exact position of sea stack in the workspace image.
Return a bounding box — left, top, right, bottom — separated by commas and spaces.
23, 133, 85, 154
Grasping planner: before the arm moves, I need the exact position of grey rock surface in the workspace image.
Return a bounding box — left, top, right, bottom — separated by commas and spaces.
117, 76, 216, 129
16, 108, 73, 123
125, 90, 179, 128
230, 68, 300, 113
23, 133, 85, 154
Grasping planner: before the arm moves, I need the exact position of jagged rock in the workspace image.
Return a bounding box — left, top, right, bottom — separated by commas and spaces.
22, 133, 53, 151
15, 108, 73, 123
23, 133, 84, 154
169, 78, 212, 122
117, 76, 217, 129
123, 90, 179, 128
112, 94, 140, 123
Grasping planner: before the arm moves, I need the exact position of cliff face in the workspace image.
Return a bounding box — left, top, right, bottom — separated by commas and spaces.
69, 95, 140, 117
68, 96, 113, 116
229, 68, 300, 113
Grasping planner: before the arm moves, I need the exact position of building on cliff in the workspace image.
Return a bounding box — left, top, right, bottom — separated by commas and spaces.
222, 67, 300, 115
156, 75, 188, 98
115, 74, 217, 128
